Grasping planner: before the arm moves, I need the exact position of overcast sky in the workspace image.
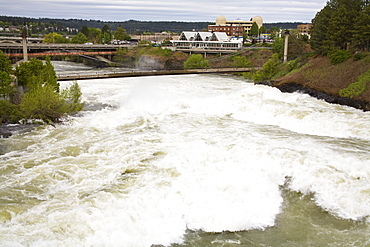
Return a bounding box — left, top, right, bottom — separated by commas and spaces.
1, 0, 327, 23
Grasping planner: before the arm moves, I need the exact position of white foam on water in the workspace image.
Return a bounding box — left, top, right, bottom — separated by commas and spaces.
1, 74, 369, 246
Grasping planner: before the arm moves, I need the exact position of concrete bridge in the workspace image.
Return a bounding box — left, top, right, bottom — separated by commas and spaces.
0, 43, 135, 54
0, 43, 135, 64
57, 67, 260, 81
0, 36, 44, 43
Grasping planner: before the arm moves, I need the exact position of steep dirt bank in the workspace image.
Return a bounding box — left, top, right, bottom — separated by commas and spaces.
273, 55, 370, 111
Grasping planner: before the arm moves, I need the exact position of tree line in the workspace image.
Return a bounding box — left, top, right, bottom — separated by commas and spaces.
0, 15, 306, 35
310, 0, 370, 54
43, 25, 131, 44
0, 16, 210, 34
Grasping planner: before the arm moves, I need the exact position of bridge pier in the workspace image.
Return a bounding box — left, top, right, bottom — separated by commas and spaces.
22, 33, 28, 62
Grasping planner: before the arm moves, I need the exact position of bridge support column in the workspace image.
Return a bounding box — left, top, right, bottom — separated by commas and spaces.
22, 28, 28, 62
283, 30, 289, 63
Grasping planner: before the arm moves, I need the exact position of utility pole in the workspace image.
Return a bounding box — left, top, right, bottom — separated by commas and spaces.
22, 27, 28, 62
283, 29, 289, 63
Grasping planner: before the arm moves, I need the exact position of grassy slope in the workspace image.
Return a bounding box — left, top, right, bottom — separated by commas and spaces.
275, 55, 370, 102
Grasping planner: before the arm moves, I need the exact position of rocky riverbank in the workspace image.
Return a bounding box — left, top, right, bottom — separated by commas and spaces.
272, 55, 370, 111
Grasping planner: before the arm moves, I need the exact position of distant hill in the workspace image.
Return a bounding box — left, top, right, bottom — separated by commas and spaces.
263, 22, 307, 30
0, 15, 306, 33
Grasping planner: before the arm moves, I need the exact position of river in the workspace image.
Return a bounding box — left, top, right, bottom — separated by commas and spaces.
0, 61, 369, 246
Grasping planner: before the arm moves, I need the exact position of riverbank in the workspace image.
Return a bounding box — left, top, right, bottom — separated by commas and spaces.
118, 46, 272, 70
272, 54, 370, 111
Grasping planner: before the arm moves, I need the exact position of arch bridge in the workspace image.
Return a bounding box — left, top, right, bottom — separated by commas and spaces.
0, 43, 135, 64
0, 36, 44, 44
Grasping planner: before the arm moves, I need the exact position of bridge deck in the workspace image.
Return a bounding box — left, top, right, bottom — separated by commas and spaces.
57, 67, 259, 81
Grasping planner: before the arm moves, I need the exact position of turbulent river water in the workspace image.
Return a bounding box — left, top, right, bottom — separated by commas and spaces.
0, 61, 369, 246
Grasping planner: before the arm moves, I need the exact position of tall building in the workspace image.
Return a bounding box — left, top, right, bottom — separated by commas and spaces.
208, 15, 263, 37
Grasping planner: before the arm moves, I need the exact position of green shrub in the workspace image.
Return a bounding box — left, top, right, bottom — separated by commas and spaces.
0, 99, 22, 124
330, 50, 352, 65
230, 55, 252, 68
61, 81, 84, 113
242, 70, 256, 80
20, 85, 65, 123
0, 71, 15, 99
184, 54, 209, 69
339, 70, 370, 98
0, 51, 13, 74
353, 52, 368, 61
287, 59, 299, 71
147, 47, 172, 57
113, 47, 128, 63
253, 53, 280, 82
14, 56, 59, 92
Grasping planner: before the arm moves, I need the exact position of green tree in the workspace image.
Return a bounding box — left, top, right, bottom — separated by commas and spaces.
259, 26, 267, 35
114, 27, 131, 40
43, 32, 69, 43
113, 47, 128, 63
253, 53, 280, 82
71, 32, 89, 44
42, 56, 59, 92
326, 5, 358, 50
272, 37, 284, 58
102, 24, 111, 34
81, 25, 89, 38
0, 71, 15, 99
20, 84, 65, 123
184, 54, 209, 69
269, 26, 280, 39
249, 22, 259, 37
0, 51, 17, 121
230, 55, 252, 68
60, 81, 84, 113
310, 5, 334, 54
88, 28, 102, 44
101, 24, 112, 44
15, 58, 44, 87
0, 50, 12, 73
14, 56, 59, 92
353, 4, 370, 51
103, 32, 112, 44
242, 28, 248, 44
0, 51, 14, 99
0, 99, 22, 124
310, 0, 364, 54
16, 60, 83, 123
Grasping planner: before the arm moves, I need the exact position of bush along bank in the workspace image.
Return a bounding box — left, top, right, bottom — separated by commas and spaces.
254, 52, 370, 111
0, 53, 84, 130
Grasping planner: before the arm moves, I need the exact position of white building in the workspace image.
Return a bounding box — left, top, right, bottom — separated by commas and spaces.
171, 31, 242, 50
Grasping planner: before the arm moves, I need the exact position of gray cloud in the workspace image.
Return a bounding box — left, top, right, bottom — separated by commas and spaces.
1, 0, 327, 22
